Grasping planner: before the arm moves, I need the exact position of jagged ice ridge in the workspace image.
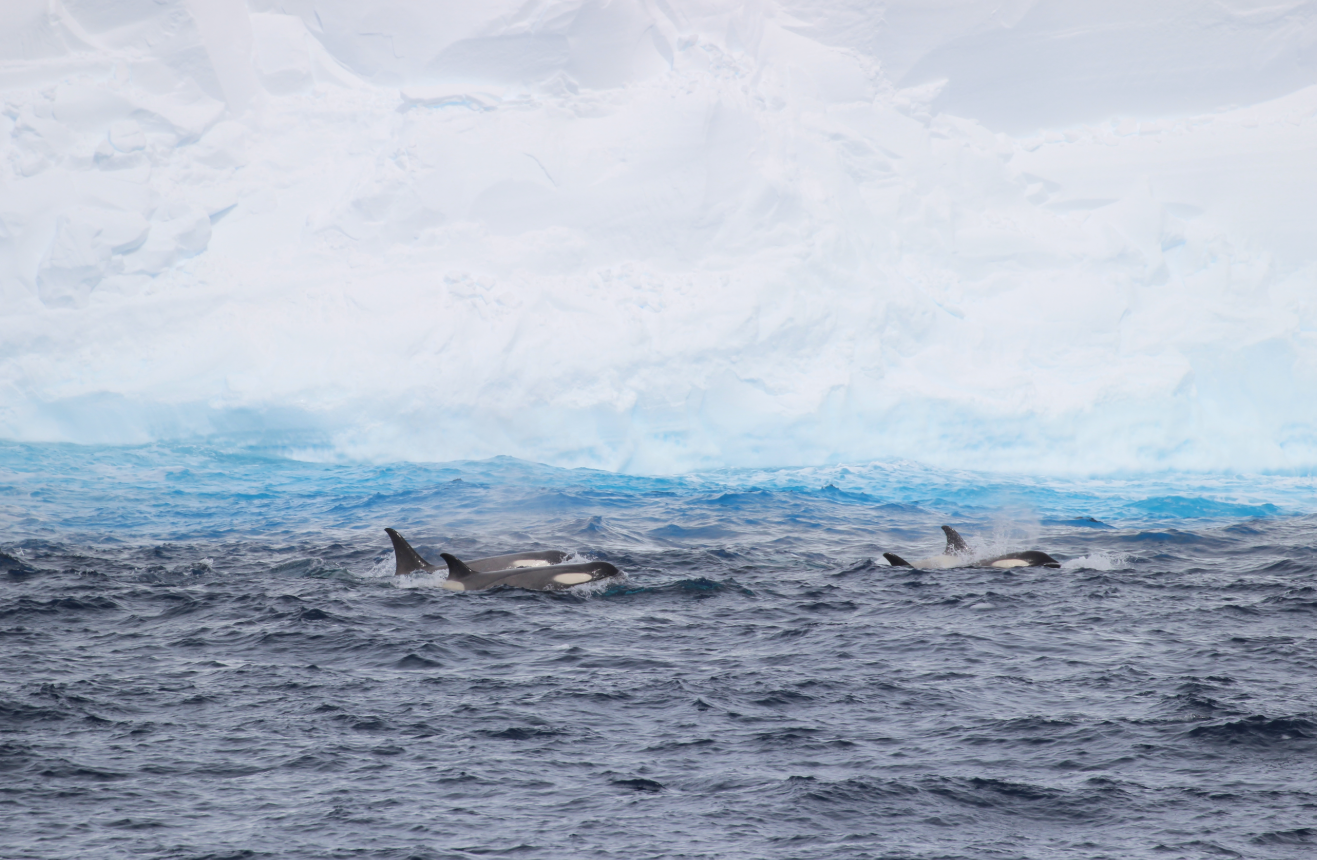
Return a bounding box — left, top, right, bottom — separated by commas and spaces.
2, 0, 1316, 474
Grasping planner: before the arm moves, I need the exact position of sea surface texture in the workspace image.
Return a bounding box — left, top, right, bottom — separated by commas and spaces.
2, 444, 1315, 859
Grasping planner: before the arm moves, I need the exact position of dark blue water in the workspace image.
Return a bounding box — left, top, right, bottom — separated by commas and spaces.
3, 443, 1316, 859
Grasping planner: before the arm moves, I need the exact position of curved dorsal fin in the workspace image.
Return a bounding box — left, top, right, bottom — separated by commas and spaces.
439, 553, 477, 580
941, 525, 969, 554
385, 528, 441, 575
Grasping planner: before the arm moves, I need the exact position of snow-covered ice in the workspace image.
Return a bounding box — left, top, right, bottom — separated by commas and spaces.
1, 1, 1315, 474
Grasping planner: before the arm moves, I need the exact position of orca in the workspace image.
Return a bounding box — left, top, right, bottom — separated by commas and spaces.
384, 528, 619, 591
385, 528, 567, 575
438, 553, 620, 592
883, 525, 1060, 569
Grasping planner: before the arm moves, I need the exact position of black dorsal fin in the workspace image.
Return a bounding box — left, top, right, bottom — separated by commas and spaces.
385, 528, 440, 576
941, 525, 969, 554
439, 553, 477, 580
883, 552, 912, 567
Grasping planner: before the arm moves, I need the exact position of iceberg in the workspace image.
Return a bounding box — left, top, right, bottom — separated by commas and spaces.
1, 0, 1315, 474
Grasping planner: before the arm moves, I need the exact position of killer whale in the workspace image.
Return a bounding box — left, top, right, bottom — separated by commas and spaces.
384, 528, 619, 591
438, 553, 620, 592
385, 528, 567, 575
883, 525, 1060, 569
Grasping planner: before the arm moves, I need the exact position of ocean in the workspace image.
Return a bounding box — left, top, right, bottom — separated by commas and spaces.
2, 442, 1315, 859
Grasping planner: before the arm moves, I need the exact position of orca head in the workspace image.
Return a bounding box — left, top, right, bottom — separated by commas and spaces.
544, 561, 620, 588
987, 550, 1061, 569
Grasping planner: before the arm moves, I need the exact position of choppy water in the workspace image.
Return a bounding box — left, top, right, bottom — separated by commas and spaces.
3, 443, 1316, 860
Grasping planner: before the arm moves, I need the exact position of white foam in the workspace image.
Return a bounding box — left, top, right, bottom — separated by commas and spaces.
364, 555, 396, 579
392, 571, 450, 590
1061, 553, 1130, 572
2, 2, 1316, 474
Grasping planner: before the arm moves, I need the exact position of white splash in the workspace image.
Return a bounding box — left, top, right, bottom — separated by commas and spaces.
1061, 553, 1131, 572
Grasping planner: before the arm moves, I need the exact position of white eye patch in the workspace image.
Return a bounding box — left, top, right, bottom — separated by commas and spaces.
552, 572, 593, 585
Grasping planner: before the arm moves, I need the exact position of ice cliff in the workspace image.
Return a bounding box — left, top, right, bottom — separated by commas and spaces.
1, 0, 1316, 473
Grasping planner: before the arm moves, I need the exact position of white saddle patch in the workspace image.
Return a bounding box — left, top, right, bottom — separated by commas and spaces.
990, 558, 1029, 568
508, 560, 550, 568
441, 580, 466, 591
552, 572, 593, 585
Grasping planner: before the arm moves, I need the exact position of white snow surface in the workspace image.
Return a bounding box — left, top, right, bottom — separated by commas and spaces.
2, 0, 1316, 474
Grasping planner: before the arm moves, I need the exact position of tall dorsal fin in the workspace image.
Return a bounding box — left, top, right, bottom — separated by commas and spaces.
439, 553, 477, 580
941, 525, 969, 554
385, 528, 440, 575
